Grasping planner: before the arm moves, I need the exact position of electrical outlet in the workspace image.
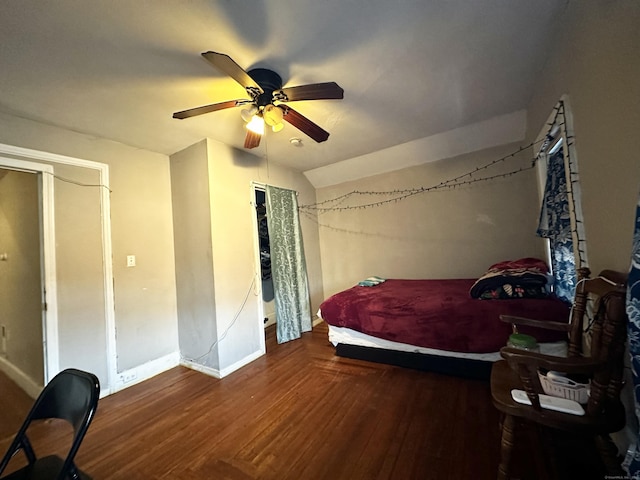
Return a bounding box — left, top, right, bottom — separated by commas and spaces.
121, 371, 137, 383
126, 255, 136, 267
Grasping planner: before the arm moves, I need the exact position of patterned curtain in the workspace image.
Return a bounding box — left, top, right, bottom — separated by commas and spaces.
627, 193, 640, 478
537, 150, 577, 303
265, 185, 312, 344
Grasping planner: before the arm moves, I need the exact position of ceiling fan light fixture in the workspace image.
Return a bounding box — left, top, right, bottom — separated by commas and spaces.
246, 114, 265, 135
263, 104, 284, 133
240, 106, 258, 123
263, 104, 283, 126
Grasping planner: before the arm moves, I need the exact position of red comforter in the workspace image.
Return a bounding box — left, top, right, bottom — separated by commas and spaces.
319, 279, 570, 353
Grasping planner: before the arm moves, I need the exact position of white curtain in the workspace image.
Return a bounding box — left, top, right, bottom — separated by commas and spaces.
265, 185, 312, 343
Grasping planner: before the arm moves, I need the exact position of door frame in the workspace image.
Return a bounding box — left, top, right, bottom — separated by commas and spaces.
534, 95, 589, 271
0, 157, 56, 390
0, 143, 116, 391
251, 182, 267, 355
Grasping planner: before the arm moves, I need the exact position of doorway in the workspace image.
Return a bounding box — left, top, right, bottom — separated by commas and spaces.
0, 143, 116, 396
0, 168, 44, 397
254, 188, 276, 330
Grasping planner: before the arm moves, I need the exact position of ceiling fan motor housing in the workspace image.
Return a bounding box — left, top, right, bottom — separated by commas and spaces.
248, 68, 283, 107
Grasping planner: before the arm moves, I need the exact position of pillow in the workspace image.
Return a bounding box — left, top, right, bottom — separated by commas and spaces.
486, 257, 549, 274
470, 258, 551, 299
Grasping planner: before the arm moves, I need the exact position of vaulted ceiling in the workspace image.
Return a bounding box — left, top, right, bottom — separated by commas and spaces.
0, 1, 568, 182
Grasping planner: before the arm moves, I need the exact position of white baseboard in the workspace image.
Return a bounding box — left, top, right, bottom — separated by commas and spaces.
112, 351, 180, 393
219, 349, 264, 377
181, 348, 265, 379
263, 311, 276, 328
180, 359, 221, 379
265, 315, 322, 329
0, 356, 42, 399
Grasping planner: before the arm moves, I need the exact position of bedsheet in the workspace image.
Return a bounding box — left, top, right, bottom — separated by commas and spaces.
319, 279, 570, 354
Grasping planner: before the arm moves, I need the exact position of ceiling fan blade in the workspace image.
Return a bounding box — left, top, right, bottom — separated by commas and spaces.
173, 100, 246, 119
201, 51, 262, 93
279, 106, 330, 143
244, 130, 262, 149
276, 82, 344, 102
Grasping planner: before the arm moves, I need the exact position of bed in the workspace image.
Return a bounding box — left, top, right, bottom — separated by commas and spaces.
318, 259, 571, 379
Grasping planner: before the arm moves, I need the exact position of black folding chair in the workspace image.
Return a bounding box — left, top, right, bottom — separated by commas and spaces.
0, 369, 100, 480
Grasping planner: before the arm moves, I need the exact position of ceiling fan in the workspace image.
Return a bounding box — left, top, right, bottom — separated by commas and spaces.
173, 51, 344, 149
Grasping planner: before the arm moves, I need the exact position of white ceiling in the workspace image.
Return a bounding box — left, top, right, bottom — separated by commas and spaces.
0, 1, 568, 177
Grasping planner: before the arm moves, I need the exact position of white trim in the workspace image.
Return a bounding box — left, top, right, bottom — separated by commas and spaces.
218, 349, 264, 377
181, 348, 264, 379
111, 351, 180, 394
252, 181, 266, 192
0, 355, 43, 399
0, 143, 116, 392
0, 143, 108, 171
250, 182, 267, 356
534, 96, 589, 276
181, 359, 221, 379
40, 165, 57, 382
0, 156, 59, 384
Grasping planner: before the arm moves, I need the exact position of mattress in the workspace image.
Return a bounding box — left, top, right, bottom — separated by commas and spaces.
326, 323, 568, 361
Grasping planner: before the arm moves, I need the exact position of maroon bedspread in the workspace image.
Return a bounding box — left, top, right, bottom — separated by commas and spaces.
319, 279, 570, 353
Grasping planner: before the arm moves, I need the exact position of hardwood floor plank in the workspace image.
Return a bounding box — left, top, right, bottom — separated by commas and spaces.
0, 370, 33, 443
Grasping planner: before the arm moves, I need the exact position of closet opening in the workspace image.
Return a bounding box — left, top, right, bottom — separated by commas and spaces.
254, 188, 276, 332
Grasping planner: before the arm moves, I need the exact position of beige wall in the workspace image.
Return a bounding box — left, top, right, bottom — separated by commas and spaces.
171, 140, 219, 369
0, 112, 179, 391
317, 1, 640, 295
524, 0, 640, 453
0, 107, 320, 389
317, 142, 546, 296
52, 164, 107, 380
0, 169, 43, 385
526, 0, 640, 274
171, 138, 322, 375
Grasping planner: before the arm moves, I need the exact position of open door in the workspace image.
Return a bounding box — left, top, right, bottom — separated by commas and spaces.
0, 163, 51, 399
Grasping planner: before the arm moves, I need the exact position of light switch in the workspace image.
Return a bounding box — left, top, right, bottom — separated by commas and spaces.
127, 255, 136, 267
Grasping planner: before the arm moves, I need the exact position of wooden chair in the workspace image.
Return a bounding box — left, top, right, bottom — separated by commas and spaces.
490, 270, 628, 479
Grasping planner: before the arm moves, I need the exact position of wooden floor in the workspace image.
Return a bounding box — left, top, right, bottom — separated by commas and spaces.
0, 323, 608, 479
0, 368, 33, 443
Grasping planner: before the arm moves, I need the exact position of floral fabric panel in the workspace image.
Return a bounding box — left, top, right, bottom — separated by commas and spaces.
537, 150, 576, 304
627, 193, 640, 479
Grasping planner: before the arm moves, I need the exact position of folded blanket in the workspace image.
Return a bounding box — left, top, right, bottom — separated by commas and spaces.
470, 258, 550, 299
358, 276, 386, 287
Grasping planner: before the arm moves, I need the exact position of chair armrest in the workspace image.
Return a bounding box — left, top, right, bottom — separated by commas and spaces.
500, 314, 570, 332
598, 270, 627, 287
499, 347, 601, 408
501, 347, 601, 374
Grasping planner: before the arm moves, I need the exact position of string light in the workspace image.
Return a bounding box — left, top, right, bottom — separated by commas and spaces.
555, 100, 587, 269
299, 99, 587, 270
299, 138, 544, 213
42, 170, 112, 193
